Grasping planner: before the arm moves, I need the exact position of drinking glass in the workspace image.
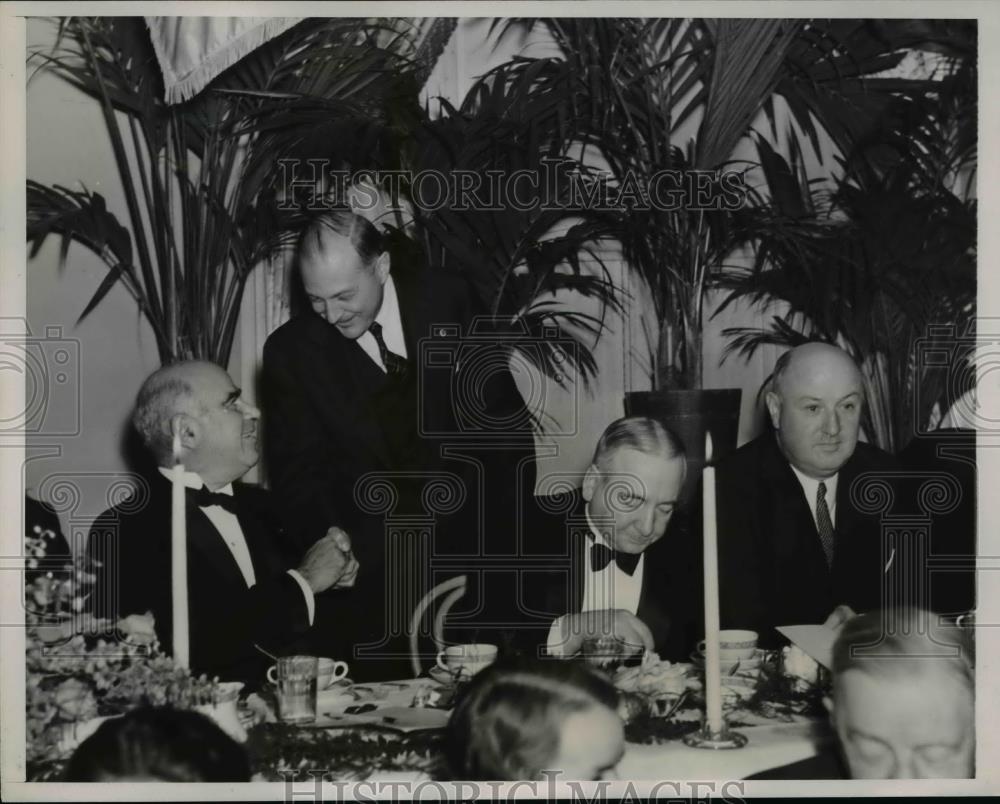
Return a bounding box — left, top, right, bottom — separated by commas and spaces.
268, 655, 318, 724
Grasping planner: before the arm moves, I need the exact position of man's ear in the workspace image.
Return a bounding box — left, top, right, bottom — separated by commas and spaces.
581, 464, 599, 503
375, 250, 391, 284
765, 390, 782, 430
171, 413, 200, 455
823, 694, 835, 722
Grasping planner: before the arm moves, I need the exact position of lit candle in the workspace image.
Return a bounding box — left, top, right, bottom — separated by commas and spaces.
171, 428, 190, 669
702, 432, 722, 734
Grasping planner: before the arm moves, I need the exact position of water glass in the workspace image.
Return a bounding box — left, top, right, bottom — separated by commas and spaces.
268, 655, 318, 724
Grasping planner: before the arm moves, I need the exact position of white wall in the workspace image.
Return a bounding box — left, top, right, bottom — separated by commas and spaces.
23, 18, 254, 541
25, 18, 162, 546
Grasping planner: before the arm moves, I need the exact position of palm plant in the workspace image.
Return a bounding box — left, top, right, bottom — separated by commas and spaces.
26, 16, 419, 365
467, 18, 956, 390
719, 51, 977, 451
401, 70, 625, 385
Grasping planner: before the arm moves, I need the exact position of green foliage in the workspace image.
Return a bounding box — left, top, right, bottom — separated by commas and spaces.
718, 51, 976, 452
26, 17, 417, 365
456, 18, 962, 391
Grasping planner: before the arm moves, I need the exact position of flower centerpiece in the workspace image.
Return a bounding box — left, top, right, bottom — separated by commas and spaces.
24, 523, 228, 780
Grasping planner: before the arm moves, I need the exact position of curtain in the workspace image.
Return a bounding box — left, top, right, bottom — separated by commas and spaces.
145, 16, 301, 104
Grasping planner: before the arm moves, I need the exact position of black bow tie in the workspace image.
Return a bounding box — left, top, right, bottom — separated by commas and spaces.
590, 542, 641, 576
190, 486, 238, 515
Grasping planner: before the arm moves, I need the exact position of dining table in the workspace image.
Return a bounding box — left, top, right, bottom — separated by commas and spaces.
245, 667, 834, 782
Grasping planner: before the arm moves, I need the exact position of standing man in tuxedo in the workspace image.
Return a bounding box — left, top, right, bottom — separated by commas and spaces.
261, 209, 535, 676
88, 361, 358, 682
505, 416, 699, 661
715, 343, 898, 643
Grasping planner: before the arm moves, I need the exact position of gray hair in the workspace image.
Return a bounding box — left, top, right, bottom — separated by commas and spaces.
592, 415, 686, 471
132, 370, 199, 465
832, 608, 974, 695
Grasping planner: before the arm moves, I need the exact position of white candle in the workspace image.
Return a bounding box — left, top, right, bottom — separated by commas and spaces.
702, 432, 722, 733
171, 428, 190, 669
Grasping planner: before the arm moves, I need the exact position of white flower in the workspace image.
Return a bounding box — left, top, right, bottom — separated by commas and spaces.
117, 611, 157, 645
53, 678, 98, 720
783, 645, 820, 684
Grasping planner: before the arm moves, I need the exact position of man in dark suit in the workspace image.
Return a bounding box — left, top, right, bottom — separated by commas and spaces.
715, 343, 898, 643
261, 209, 535, 676
88, 361, 358, 683
500, 416, 700, 662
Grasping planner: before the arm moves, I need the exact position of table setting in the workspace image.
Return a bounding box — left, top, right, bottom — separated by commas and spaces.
160, 432, 833, 781
24, 433, 833, 782
234, 622, 832, 783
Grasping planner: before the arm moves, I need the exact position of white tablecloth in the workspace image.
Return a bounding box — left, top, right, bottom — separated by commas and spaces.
617, 720, 833, 780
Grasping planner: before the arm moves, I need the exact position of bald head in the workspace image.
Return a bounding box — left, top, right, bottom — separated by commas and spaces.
766, 344, 864, 479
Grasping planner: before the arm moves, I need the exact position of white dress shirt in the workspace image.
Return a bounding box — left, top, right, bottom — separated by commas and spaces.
158, 468, 314, 624
356, 275, 407, 371
788, 464, 838, 530
546, 506, 645, 655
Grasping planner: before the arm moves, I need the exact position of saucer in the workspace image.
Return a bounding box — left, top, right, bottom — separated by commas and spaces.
428, 665, 461, 685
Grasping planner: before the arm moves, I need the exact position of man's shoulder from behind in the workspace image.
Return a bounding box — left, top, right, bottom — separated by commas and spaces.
525, 487, 587, 554
264, 310, 326, 355
849, 438, 899, 471
715, 431, 779, 477
92, 470, 169, 521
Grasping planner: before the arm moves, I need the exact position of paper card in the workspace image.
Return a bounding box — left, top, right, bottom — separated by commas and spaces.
776, 624, 840, 670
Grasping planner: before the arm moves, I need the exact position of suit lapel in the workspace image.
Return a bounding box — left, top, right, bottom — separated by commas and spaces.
536, 490, 587, 617
185, 498, 246, 591
302, 312, 394, 467
636, 539, 672, 643
761, 435, 828, 567
232, 484, 283, 581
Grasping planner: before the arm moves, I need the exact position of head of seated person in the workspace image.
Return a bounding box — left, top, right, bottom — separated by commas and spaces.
445, 657, 625, 781
766, 342, 865, 479
133, 360, 261, 489
63, 706, 251, 782
828, 608, 974, 779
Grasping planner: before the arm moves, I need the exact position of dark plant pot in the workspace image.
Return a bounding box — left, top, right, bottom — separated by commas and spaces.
624, 389, 742, 505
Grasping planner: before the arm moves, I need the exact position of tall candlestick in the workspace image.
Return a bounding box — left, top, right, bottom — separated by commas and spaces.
171, 429, 190, 669
702, 432, 722, 734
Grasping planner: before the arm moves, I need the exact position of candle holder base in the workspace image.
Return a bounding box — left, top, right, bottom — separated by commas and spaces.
682, 723, 748, 750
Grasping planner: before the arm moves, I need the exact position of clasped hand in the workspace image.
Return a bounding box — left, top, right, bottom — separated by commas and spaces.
297, 527, 360, 594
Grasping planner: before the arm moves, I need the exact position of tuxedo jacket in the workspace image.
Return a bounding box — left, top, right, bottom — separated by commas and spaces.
715, 432, 898, 641
87, 473, 311, 683
500, 489, 702, 662
261, 267, 535, 556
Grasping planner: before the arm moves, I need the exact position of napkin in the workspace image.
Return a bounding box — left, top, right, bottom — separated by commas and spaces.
776, 624, 839, 670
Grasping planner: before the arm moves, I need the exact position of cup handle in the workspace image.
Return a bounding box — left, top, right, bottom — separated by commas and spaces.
266, 665, 278, 685
436, 651, 449, 672
331, 661, 349, 682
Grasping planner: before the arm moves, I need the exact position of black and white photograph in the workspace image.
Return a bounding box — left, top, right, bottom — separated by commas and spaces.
1, 2, 995, 799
